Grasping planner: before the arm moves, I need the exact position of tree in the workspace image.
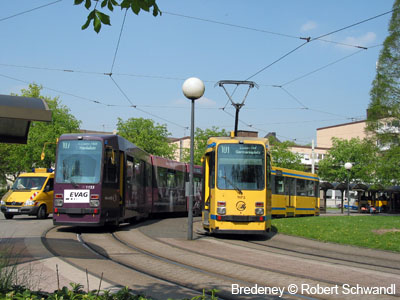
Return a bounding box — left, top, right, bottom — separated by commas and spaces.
182, 127, 229, 165
0, 84, 81, 182
270, 141, 305, 171
116, 117, 175, 158
367, 0, 400, 147
75, 0, 161, 33
317, 138, 377, 184
375, 146, 400, 187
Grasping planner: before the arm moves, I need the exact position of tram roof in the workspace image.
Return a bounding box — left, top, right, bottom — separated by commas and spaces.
206, 136, 269, 147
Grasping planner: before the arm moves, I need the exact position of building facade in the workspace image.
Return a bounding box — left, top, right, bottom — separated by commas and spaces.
316, 120, 368, 148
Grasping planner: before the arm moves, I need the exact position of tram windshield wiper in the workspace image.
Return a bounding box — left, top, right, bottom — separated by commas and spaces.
222, 176, 243, 195
66, 175, 79, 188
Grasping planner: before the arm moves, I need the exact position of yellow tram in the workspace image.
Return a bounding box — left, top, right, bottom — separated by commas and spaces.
201, 136, 272, 234
271, 167, 319, 217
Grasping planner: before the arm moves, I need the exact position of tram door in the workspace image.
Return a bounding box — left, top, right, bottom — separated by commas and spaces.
202, 151, 215, 228
285, 177, 295, 216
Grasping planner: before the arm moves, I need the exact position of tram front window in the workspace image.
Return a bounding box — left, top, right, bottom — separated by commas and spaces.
55, 140, 102, 184
217, 144, 265, 191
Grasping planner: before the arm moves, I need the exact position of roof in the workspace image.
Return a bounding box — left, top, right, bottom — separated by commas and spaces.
0, 94, 52, 144
316, 120, 366, 131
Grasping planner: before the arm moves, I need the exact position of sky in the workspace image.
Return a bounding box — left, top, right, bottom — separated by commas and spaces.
0, 0, 395, 148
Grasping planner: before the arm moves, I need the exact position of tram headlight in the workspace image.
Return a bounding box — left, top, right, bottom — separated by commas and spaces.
217, 207, 226, 215
255, 208, 264, 215
217, 201, 226, 215
54, 199, 64, 207
90, 199, 100, 207
255, 202, 264, 215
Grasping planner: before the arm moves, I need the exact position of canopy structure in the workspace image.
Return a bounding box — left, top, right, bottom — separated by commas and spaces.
0, 94, 52, 144
320, 182, 334, 190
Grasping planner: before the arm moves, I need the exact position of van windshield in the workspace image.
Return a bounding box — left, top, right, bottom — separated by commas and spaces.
12, 177, 47, 191
55, 140, 102, 184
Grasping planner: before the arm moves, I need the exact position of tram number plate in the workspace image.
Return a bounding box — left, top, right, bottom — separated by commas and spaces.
64, 190, 90, 203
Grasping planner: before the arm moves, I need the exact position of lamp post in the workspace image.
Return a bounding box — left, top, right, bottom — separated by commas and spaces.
182, 77, 205, 240
344, 162, 353, 216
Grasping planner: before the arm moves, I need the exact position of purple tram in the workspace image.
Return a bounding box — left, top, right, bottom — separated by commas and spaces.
53, 134, 202, 226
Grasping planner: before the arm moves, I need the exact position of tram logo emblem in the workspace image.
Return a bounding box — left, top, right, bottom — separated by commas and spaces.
236, 201, 246, 211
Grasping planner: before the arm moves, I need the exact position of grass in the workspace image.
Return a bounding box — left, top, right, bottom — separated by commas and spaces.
272, 215, 400, 252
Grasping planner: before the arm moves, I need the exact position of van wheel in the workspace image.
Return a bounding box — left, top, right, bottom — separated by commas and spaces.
37, 205, 48, 219
4, 214, 14, 220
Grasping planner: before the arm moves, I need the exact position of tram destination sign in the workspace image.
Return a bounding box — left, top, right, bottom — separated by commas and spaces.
219, 144, 263, 157
60, 140, 101, 152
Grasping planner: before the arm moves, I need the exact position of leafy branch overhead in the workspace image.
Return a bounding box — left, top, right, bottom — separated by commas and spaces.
75, 0, 162, 33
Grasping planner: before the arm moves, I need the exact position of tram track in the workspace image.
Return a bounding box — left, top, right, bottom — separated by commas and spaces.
43, 225, 203, 300
43, 219, 400, 300
111, 224, 398, 300
79, 230, 305, 300
245, 239, 400, 275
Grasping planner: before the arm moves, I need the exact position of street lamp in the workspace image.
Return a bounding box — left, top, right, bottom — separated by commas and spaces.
182, 77, 205, 240
344, 162, 353, 216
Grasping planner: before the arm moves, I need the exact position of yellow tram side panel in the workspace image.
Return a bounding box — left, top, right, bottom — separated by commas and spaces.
272, 166, 319, 217
202, 136, 271, 233
271, 194, 287, 217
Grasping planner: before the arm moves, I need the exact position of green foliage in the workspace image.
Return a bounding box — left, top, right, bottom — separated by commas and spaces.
367, 0, 400, 147
375, 145, 400, 186
0, 84, 81, 182
0, 245, 18, 293
116, 117, 176, 159
182, 127, 229, 165
317, 138, 377, 184
75, 0, 162, 33
270, 141, 305, 171
0, 285, 220, 299
272, 216, 400, 252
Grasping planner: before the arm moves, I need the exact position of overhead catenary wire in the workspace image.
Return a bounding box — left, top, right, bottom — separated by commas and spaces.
104, 9, 189, 131
0, 0, 62, 22
0, 71, 189, 130
279, 48, 367, 87
164, 11, 370, 49
110, 8, 128, 74
0, 42, 384, 95
245, 8, 395, 81
1, 5, 391, 137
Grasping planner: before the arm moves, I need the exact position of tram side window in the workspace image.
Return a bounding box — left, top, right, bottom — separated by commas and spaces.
145, 162, 152, 188
167, 170, 177, 188
209, 152, 215, 188
157, 167, 167, 188
274, 176, 285, 195
285, 177, 296, 195
127, 156, 134, 184
307, 181, 316, 197
266, 154, 272, 189
136, 160, 146, 187
104, 148, 118, 183
194, 174, 202, 196
296, 179, 307, 196
175, 171, 185, 189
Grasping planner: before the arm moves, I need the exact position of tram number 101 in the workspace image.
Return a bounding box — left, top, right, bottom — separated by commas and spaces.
220, 145, 230, 154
